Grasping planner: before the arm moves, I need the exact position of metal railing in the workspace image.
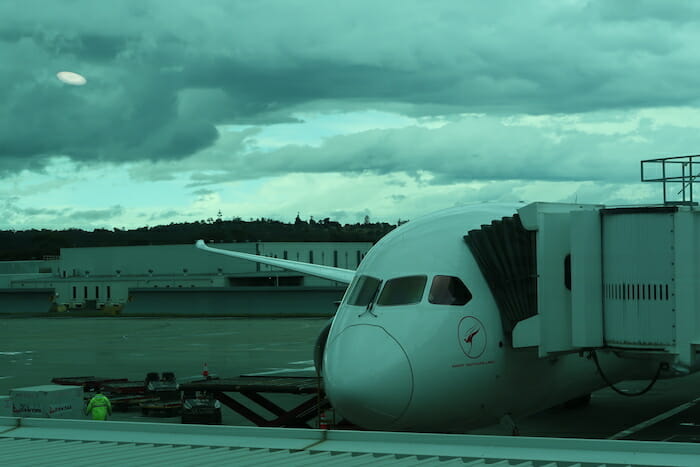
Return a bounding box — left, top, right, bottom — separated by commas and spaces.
641, 154, 700, 205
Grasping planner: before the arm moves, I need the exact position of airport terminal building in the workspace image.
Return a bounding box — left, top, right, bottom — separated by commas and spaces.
0, 241, 371, 317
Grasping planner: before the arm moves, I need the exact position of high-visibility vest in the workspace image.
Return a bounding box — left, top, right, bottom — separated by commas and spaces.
86, 393, 112, 420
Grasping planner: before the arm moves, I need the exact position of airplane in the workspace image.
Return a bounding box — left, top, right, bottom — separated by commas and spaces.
195, 199, 698, 434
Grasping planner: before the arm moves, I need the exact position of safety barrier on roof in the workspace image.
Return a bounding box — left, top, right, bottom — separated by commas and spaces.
2, 417, 700, 466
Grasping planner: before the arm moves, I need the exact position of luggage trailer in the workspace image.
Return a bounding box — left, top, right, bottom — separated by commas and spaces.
179, 375, 331, 429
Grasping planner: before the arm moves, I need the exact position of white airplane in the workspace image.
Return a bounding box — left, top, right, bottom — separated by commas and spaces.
196, 201, 696, 433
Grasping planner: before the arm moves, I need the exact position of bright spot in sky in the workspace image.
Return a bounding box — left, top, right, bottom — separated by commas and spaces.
56, 71, 87, 86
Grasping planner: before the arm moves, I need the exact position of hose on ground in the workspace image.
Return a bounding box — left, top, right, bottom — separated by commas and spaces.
589, 350, 664, 397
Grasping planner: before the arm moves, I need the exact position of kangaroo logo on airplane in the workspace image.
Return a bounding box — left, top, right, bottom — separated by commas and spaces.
458, 316, 486, 359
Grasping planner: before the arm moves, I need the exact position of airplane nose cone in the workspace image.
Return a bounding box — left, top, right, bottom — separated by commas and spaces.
324, 324, 413, 429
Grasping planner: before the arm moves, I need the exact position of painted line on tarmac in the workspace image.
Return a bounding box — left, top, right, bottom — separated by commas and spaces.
608, 396, 700, 440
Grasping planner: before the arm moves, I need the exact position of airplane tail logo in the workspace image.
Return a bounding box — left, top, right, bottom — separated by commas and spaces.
458, 316, 486, 358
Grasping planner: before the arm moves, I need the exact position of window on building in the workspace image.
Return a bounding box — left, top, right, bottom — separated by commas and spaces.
377, 275, 427, 306
333, 250, 338, 267
107, 286, 111, 300
283, 250, 288, 260
428, 276, 473, 306
72, 286, 76, 299
347, 275, 382, 306
309, 251, 314, 264
95, 286, 99, 299
278, 276, 304, 286
228, 276, 303, 286
83, 286, 88, 299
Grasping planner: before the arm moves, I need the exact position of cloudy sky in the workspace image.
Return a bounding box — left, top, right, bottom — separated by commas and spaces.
1, 0, 700, 230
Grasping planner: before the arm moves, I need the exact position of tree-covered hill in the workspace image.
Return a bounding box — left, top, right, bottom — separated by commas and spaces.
0, 216, 398, 261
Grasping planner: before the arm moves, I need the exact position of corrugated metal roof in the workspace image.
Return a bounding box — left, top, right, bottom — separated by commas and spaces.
1, 416, 699, 466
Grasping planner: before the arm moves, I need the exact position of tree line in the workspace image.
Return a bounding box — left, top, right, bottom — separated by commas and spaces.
0, 215, 398, 261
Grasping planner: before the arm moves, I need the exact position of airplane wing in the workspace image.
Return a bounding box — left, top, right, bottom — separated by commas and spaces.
195, 240, 356, 284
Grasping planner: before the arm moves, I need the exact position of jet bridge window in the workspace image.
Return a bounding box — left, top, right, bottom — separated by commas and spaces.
377, 275, 427, 306
347, 275, 382, 306
429, 275, 473, 306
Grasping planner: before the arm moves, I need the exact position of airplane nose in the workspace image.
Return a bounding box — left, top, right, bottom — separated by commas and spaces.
323, 324, 413, 429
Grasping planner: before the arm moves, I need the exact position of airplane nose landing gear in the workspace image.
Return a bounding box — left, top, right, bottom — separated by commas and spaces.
324, 324, 414, 429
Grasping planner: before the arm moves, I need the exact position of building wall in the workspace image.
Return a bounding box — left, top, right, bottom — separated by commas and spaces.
126, 288, 343, 317
0, 260, 57, 275
57, 243, 258, 278
256, 242, 367, 270
0, 241, 371, 315
57, 242, 368, 279
0, 290, 54, 314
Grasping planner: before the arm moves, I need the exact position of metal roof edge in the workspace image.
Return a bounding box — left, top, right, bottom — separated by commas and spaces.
3, 417, 700, 466
0, 417, 315, 450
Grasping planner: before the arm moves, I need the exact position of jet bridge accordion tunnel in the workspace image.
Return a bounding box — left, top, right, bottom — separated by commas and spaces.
466, 202, 700, 371
464, 214, 538, 340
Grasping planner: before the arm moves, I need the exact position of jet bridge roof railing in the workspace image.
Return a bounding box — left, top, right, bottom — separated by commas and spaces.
641, 154, 700, 205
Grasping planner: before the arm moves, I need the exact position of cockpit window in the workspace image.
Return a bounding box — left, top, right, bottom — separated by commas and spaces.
429, 275, 473, 306
377, 275, 427, 306
347, 275, 382, 306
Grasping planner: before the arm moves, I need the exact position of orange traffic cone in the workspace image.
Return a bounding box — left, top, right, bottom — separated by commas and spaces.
202, 362, 209, 379
319, 411, 329, 430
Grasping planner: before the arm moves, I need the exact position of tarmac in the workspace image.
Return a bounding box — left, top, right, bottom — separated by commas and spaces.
2, 316, 700, 440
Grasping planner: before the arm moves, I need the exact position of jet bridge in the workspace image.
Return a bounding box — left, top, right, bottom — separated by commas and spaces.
468, 155, 700, 371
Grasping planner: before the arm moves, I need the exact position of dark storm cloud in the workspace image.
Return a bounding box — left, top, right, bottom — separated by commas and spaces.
2, 0, 700, 176
0, 201, 124, 229
22, 207, 64, 216
191, 188, 215, 196
148, 210, 181, 222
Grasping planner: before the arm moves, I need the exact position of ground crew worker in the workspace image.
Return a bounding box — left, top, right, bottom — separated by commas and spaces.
85, 387, 112, 420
